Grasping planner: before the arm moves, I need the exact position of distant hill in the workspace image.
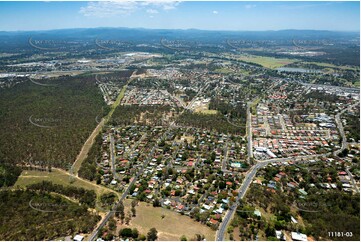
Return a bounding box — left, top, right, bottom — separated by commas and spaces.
0, 27, 359, 43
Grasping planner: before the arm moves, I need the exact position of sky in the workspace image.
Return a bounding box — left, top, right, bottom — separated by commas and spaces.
0, 1, 359, 32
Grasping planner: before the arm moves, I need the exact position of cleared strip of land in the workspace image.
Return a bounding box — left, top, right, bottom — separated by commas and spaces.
14, 168, 120, 199
72, 83, 128, 175
72, 118, 106, 175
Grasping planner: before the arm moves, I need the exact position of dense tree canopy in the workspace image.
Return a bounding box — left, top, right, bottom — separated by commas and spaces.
0, 74, 107, 169
0, 189, 100, 240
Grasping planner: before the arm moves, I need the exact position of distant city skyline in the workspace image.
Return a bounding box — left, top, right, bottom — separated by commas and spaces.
0, 1, 359, 32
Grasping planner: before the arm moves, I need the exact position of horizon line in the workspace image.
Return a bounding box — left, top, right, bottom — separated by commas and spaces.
0, 26, 360, 33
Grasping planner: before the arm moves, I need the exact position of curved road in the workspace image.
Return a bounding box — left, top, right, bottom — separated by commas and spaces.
216, 102, 360, 241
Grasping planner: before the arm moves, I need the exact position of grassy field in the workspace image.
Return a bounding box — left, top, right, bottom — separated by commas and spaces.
196, 109, 218, 115
302, 61, 359, 71
237, 54, 297, 69
214, 67, 233, 74
14, 169, 120, 198
122, 200, 216, 241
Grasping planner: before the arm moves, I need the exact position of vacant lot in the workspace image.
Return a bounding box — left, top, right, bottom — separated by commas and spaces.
122, 200, 215, 241
195, 108, 218, 115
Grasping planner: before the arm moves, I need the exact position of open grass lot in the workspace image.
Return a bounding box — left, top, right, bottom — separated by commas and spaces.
302, 61, 360, 71
195, 109, 218, 115
214, 67, 233, 74
122, 200, 216, 241
14, 169, 120, 198
237, 54, 297, 69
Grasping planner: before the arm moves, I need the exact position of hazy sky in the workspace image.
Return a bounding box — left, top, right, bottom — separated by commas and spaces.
0, 1, 359, 31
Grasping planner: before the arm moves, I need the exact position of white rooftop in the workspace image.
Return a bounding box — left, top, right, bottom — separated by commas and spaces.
291, 232, 307, 241
73, 235, 84, 241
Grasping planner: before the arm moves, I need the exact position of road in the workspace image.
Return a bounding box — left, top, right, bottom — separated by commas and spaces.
346, 167, 359, 193
333, 102, 360, 192
297, 81, 360, 93
88, 144, 157, 241
216, 100, 254, 241
71, 74, 134, 176
90, 84, 209, 235
124, 132, 147, 159
216, 102, 361, 241
246, 101, 253, 165
109, 134, 119, 180
216, 161, 266, 241
221, 142, 229, 171
333, 101, 359, 156
215, 152, 333, 241
185, 81, 213, 110
88, 125, 175, 241
160, 89, 187, 108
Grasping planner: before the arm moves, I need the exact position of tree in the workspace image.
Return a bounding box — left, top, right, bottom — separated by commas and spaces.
103, 232, 114, 241
115, 201, 125, 223
153, 198, 161, 207
265, 224, 276, 237
125, 211, 132, 225
137, 234, 147, 241
193, 234, 205, 241
108, 218, 116, 231
147, 228, 158, 241
132, 228, 139, 239
227, 226, 234, 234
101, 193, 116, 206
119, 228, 132, 238
131, 200, 137, 217
180, 235, 187, 241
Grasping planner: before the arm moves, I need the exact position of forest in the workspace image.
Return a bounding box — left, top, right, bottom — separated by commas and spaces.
110, 105, 176, 126
0, 74, 107, 169
344, 111, 360, 142
0, 189, 100, 240
177, 111, 245, 135
209, 97, 247, 124
240, 184, 360, 241
26, 181, 97, 208
0, 162, 22, 187
78, 132, 103, 182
